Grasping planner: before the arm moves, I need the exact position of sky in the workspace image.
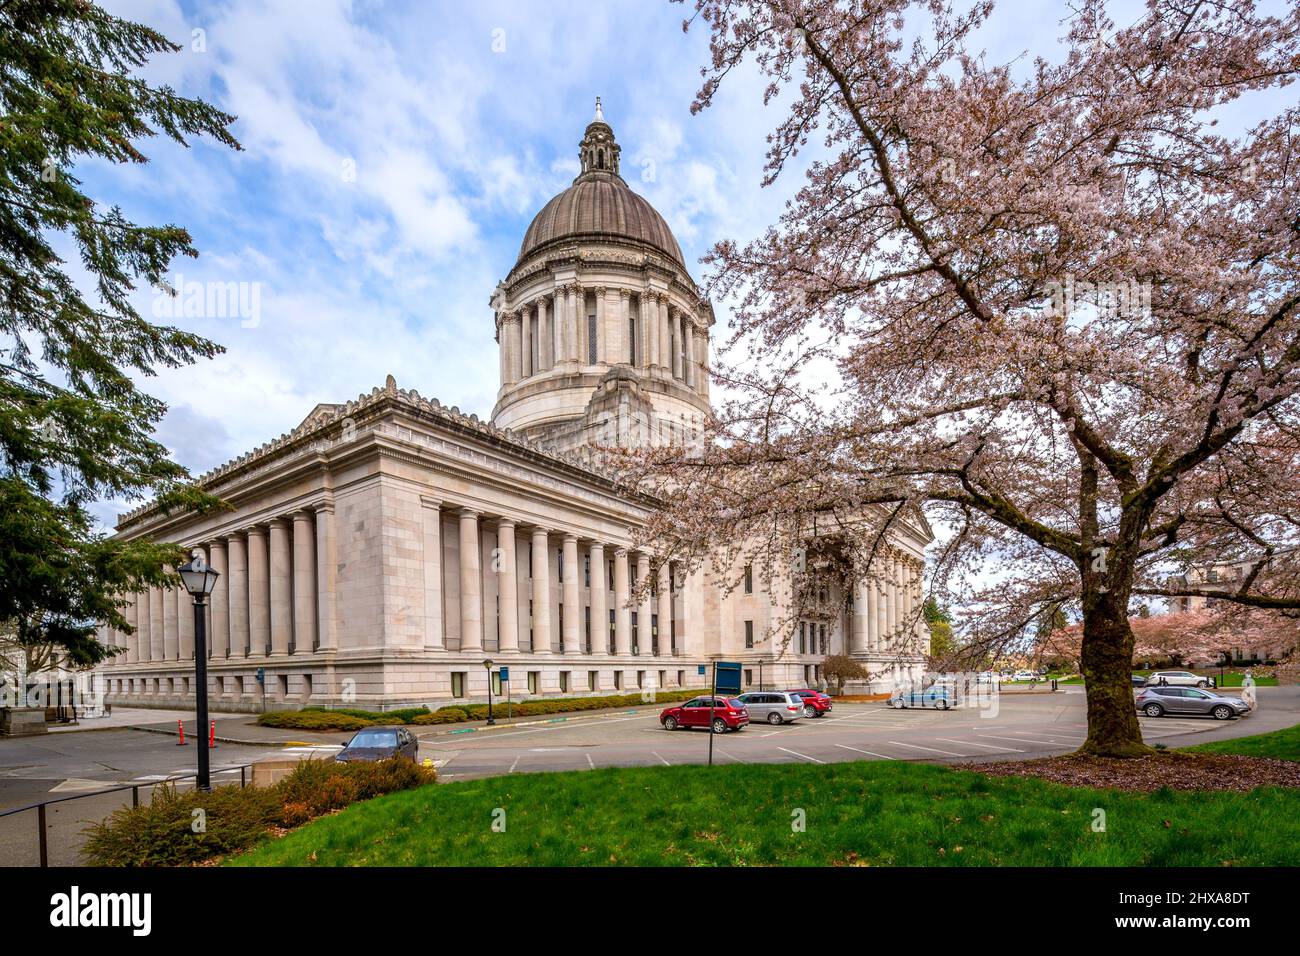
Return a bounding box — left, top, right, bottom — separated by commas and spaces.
80, 0, 1282, 531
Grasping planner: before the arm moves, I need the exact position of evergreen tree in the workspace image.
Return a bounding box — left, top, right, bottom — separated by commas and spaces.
1, 1, 240, 667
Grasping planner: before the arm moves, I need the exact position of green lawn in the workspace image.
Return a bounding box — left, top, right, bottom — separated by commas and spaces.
230, 760, 1300, 867
1183, 724, 1300, 762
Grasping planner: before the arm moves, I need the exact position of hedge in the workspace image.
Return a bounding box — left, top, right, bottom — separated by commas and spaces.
260, 689, 701, 731
82, 758, 435, 866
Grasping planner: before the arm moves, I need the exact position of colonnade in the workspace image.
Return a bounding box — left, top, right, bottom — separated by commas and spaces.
849, 550, 925, 655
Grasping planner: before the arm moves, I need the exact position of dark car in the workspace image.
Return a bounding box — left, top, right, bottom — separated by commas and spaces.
334, 726, 419, 763
788, 689, 833, 718
660, 696, 749, 733
1130, 674, 1148, 688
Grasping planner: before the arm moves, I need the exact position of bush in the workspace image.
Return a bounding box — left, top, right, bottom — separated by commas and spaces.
412, 708, 467, 725
257, 711, 374, 731
82, 758, 436, 866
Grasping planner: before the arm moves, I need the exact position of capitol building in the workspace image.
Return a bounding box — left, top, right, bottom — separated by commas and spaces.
99, 104, 931, 712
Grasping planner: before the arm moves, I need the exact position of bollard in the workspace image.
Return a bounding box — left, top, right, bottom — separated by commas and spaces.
209, 719, 217, 749
177, 720, 187, 746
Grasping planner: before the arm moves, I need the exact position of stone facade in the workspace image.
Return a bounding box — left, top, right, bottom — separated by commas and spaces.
97, 103, 931, 712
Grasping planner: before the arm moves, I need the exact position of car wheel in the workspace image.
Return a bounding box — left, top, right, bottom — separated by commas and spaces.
712, 717, 727, 734
1212, 705, 1233, 721
891, 698, 906, 709
1197, 680, 1209, 688
663, 716, 678, 731
937, 699, 949, 710
767, 711, 783, 725
1143, 702, 1164, 717
804, 705, 817, 719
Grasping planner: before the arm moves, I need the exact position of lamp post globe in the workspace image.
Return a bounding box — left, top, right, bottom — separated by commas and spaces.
178, 550, 220, 791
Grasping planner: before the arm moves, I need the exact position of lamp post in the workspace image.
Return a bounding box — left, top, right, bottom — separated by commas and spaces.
178, 550, 220, 791
482, 659, 495, 726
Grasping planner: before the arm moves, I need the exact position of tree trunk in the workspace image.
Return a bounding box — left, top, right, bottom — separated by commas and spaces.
1078, 596, 1150, 757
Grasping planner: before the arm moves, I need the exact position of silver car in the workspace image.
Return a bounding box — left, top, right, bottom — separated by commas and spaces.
1143, 670, 1216, 688
736, 691, 804, 725
1136, 686, 1250, 720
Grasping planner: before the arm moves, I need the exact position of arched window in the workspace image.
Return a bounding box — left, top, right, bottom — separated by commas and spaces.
597, 149, 605, 169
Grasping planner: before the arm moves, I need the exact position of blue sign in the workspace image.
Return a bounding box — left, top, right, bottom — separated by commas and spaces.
715, 661, 742, 694
255, 667, 265, 684
499, 666, 510, 682
697, 665, 706, 675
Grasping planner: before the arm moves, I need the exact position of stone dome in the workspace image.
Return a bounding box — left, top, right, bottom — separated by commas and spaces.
518, 173, 684, 267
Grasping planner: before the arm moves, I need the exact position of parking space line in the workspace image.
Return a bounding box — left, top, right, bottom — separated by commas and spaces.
715, 749, 742, 763
835, 744, 894, 759
1007, 730, 1084, 741
978, 734, 1064, 746
586, 754, 595, 770
887, 740, 970, 757
508, 755, 521, 773
777, 747, 824, 764
934, 737, 1024, 753
651, 751, 671, 767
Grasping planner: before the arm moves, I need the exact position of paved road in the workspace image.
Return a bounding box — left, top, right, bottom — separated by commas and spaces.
422, 685, 1300, 781
2, 685, 1294, 865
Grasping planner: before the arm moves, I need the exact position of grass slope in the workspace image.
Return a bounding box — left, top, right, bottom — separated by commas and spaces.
230, 760, 1300, 867
1182, 724, 1300, 762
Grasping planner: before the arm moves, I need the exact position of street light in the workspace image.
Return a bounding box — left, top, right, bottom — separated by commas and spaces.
178, 550, 219, 791
482, 659, 495, 726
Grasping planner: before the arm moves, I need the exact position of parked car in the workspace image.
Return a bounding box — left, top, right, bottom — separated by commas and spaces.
736, 691, 804, 725
890, 685, 954, 709
334, 726, 419, 763
1011, 670, 1040, 682
787, 689, 833, 718
1135, 686, 1250, 720
1144, 670, 1216, 688
660, 696, 749, 733
975, 672, 998, 684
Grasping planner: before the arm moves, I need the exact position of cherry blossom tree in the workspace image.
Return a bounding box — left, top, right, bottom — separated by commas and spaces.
635, 0, 1300, 756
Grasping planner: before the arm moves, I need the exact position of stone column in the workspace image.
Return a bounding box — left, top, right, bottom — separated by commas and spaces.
851, 581, 870, 655
246, 526, 270, 657
208, 539, 229, 658
419, 498, 444, 651
875, 570, 889, 653
228, 533, 249, 657
694, 327, 710, 399
508, 314, 523, 384
124, 593, 138, 664
530, 528, 552, 652
656, 563, 672, 656
566, 285, 581, 364
562, 534, 581, 653
539, 296, 553, 370
635, 552, 652, 655
135, 590, 150, 662
315, 504, 339, 651
147, 586, 164, 661
520, 305, 532, 378
613, 548, 631, 655
866, 574, 879, 652
293, 511, 317, 654
162, 579, 179, 660
269, 518, 292, 654
176, 586, 194, 660
497, 316, 508, 385
644, 293, 658, 369
885, 554, 899, 645
459, 509, 483, 652
593, 288, 606, 364
589, 542, 607, 654
658, 297, 672, 373
616, 290, 630, 365
497, 519, 518, 653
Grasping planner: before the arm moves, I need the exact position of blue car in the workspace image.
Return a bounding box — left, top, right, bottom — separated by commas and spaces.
889, 686, 953, 710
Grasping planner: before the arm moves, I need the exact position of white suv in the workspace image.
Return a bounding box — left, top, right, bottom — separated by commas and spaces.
1144, 670, 1216, 688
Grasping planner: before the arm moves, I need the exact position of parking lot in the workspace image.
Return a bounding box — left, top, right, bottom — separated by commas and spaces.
420, 685, 1300, 781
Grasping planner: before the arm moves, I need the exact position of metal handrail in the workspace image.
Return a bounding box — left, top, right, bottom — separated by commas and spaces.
0, 763, 253, 867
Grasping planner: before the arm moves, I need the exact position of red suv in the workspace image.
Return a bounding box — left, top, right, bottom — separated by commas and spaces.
660, 696, 749, 733
789, 689, 833, 718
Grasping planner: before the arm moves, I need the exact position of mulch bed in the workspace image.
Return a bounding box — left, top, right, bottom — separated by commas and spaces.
970, 751, 1300, 793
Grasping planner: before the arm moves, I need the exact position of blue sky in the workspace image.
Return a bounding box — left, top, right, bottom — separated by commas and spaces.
82, 0, 1282, 529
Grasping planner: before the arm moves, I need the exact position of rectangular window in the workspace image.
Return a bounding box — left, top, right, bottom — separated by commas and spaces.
629, 315, 637, 364
651, 613, 659, 656
745, 668, 752, 686
677, 670, 684, 687
584, 556, 590, 589
588, 313, 597, 364
560, 671, 569, 693
744, 564, 753, 594
745, 620, 754, 649
588, 670, 598, 692
528, 600, 534, 648
637, 670, 645, 689
451, 672, 465, 698
799, 622, 807, 654
820, 624, 827, 654
527, 671, 538, 694
614, 671, 622, 690
585, 605, 591, 653
558, 550, 563, 582
631, 612, 638, 654
658, 670, 666, 692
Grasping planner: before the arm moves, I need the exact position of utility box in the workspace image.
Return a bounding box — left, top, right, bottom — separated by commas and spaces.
0, 707, 48, 736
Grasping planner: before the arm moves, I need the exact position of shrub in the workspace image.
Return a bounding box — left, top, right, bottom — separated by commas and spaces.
82, 758, 436, 866
257, 711, 374, 731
